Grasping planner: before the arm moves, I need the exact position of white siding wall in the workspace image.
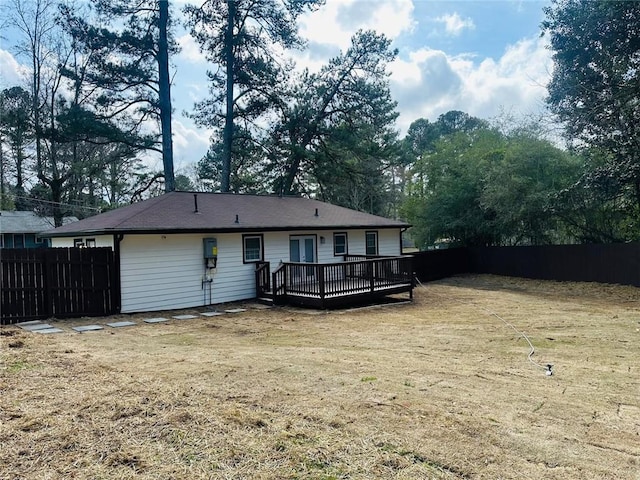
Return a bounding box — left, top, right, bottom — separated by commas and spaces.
51, 235, 114, 248
119, 233, 258, 313
342, 228, 401, 257
51, 227, 402, 313
262, 228, 401, 269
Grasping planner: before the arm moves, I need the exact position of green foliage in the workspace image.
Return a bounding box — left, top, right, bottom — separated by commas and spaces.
482, 132, 582, 245
543, 0, 640, 240
311, 124, 400, 216
0, 0, 173, 222
272, 29, 399, 202
553, 149, 640, 243
60, 0, 178, 124
196, 127, 269, 194
403, 126, 581, 248
0, 86, 33, 210
59, 0, 176, 191
185, 0, 324, 191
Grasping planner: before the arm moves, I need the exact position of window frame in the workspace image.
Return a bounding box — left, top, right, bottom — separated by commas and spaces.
74, 238, 84, 247
85, 238, 96, 248
333, 232, 348, 256
365, 231, 378, 256
242, 234, 264, 263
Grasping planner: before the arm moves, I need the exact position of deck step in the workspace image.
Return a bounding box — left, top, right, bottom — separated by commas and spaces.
257, 296, 274, 306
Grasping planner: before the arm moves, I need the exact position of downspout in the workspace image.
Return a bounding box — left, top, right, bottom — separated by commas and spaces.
113, 234, 124, 313
400, 227, 408, 255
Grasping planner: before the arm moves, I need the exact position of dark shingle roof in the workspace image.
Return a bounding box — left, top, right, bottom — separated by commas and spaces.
42, 192, 409, 237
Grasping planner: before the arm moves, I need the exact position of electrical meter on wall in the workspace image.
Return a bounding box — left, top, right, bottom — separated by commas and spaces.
203, 238, 218, 267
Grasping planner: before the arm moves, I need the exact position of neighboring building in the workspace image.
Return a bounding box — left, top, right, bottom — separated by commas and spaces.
42, 192, 411, 313
0, 211, 78, 248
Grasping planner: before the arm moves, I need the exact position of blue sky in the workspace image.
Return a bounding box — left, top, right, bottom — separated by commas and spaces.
1, 0, 553, 174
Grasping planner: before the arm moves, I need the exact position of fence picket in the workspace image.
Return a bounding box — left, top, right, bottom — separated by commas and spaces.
1, 247, 118, 324
412, 243, 640, 287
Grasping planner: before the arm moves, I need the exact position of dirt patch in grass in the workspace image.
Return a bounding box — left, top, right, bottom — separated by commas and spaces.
1, 274, 639, 479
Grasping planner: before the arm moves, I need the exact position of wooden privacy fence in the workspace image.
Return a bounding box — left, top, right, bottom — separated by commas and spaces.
411, 243, 640, 287
1, 247, 119, 325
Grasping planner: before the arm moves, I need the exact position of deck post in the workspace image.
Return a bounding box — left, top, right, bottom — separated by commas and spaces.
369, 259, 375, 293
271, 271, 278, 304
318, 264, 325, 303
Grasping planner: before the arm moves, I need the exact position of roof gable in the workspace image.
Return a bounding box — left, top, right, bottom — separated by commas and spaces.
43, 192, 409, 237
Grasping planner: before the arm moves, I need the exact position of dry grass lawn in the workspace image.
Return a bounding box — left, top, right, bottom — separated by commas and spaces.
1, 274, 639, 479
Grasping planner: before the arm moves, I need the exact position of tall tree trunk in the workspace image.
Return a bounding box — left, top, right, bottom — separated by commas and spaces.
14, 147, 27, 210
282, 150, 302, 195
0, 133, 5, 209
50, 177, 63, 227
221, 0, 235, 193
158, 0, 175, 193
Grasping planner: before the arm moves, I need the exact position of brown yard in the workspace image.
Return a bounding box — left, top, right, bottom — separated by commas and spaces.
1, 275, 639, 479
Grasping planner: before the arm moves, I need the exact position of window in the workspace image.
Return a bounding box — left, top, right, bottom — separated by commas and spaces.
13, 234, 24, 248
85, 238, 96, 248
365, 231, 378, 256
243, 234, 263, 263
333, 232, 348, 256
74, 238, 84, 247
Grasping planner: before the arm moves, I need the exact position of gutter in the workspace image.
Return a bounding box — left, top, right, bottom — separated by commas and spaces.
41, 224, 413, 238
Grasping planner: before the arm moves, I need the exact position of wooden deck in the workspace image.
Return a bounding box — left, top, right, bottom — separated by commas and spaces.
255, 255, 414, 309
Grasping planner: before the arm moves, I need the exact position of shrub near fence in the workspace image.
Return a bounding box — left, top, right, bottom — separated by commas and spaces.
1, 247, 119, 325
412, 243, 640, 287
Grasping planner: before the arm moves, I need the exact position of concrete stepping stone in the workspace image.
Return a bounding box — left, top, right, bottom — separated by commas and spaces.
225, 308, 246, 313
106, 321, 137, 328
200, 312, 224, 317
19, 323, 55, 331
144, 317, 168, 324
172, 314, 198, 320
72, 325, 104, 333
36, 328, 65, 334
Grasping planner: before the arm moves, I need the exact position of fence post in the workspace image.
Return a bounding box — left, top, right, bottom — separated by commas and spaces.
44, 248, 55, 318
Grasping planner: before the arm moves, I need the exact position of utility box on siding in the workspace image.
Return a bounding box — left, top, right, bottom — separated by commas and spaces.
203, 238, 217, 259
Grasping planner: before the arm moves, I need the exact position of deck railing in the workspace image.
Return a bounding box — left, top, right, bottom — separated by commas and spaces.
269, 256, 414, 307
255, 261, 271, 297
272, 263, 286, 305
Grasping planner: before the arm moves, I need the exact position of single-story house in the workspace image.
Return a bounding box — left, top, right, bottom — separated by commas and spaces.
0, 210, 78, 248
42, 191, 413, 313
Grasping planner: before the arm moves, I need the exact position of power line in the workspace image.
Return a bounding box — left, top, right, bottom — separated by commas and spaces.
9, 194, 103, 212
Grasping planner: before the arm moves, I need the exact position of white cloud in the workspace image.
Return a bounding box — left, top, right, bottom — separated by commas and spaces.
390, 35, 553, 133
299, 0, 415, 52
435, 12, 475, 36
171, 118, 213, 169
0, 49, 28, 87
177, 33, 207, 64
